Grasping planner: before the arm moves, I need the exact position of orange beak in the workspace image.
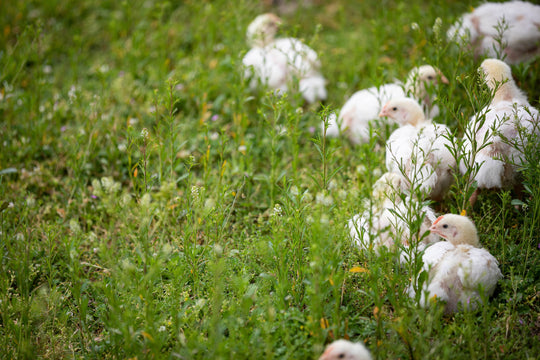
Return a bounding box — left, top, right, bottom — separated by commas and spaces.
379, 103, 389, 117
438, 71, 449, 84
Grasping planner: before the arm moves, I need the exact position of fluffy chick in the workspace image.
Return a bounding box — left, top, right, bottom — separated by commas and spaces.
409, 214, 502, 314
319, 339, 372, 360
448, 1, 540, 64
460, 59, 539, 204
325, 65, 448, 144
242, 13, 327, 104
348, 172, 439, 256
381, 98, 456, 201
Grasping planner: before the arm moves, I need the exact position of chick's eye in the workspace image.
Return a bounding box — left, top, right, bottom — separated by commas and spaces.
338, 354, 345, 359
392, 107, 397, 111
427, 75, 434, 80
442, 224, 448, 229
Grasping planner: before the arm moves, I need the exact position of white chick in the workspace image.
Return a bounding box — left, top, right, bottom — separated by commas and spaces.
448, 1, 540, 64
319, 339, 372, 360
380, 98, 456, 201
348, 172, 439, 257
242, 13, 327, 104
325, 65, 448, 144
409, 214, 502, 314
460, 58, 539, 204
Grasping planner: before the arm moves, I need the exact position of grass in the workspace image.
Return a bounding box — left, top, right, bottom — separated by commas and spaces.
1, 0, 539, 358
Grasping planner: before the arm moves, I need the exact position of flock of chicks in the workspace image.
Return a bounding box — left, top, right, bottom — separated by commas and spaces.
242, 2, 539, 359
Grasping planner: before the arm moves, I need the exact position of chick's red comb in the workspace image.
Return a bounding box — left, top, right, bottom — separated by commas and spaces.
432, 215, 444, 225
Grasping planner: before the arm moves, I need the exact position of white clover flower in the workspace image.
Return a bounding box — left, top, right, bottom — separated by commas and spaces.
117, 143, 127, 152
209, 132, 219, 141
411, 22, 419, 31
295, 107, 303, 115
99, 64, 110, 74
158, 326, 166, 332
238, 145, 247, 154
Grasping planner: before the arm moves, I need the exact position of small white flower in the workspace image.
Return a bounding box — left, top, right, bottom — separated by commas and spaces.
316, 191, 333, 206
272, 204, 282, 217
148, 106, 156, 114
99, 64, 110, 73
141, 128, 149, 140
290, 186, 299, 196
356, 165, 367, 174
43, 65, 52, 74
68, 86, 77, 103
158, 325, 166, 332
295, 107, 303, 115
373, 168, 382, 178
128, 117, 139, 126
191, 185, 200, 201
209, 132, 219, 141
117, 143, 127, 152
238, 145, 247, 153
328, 179, 338, 191
411, 22, 419, 31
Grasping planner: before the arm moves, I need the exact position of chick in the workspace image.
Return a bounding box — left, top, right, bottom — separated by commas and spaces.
319, 339, 372, 360
242, 13, 327, 104
325, 65, 448, 144
380, 98, 456, 201
460, 58, 539, 204
409, 214, 502, 314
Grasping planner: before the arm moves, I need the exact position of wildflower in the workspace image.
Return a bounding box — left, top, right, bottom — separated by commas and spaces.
411, 22, 419, 31
211, 114, 219, 121
191, 185, 200, 201
68, 86, 77, 103
315, 191, 333, 206
328, 179, 338, 191
158, 326, 166, 332
308, 126, 316, 134
238, 145, 247, 154
69, 219, 81, 233
43, 65, 52, 74
295, 107, 303, 115
128, 117, 139, 126
290, 186, 299, 196
214, 244, 223, 256
433, 17, 443, 36
61, 126, 67, 132
356, 165, 366, 174
175, 84, 185, 91
204, 198, 216, 211
271, 204, 282, 217
373, 168, 382, 178
148, 106, 156, 114
209, 132, 219, 141
141, 128, 149, 140
117, 143, 127, 152
99, 64, 110, 74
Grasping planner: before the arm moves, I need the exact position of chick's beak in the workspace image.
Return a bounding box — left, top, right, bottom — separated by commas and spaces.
429, 224, 445, 239
438, 71, 449, 84
379, 104, 388, 118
